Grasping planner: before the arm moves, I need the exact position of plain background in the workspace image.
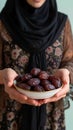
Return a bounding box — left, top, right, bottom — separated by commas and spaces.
0, 0, 73, 130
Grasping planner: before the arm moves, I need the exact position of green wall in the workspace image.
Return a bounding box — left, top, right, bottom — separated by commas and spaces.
0, 0, 73, 130
57, 0, 73, 30
0, 0, 6, 11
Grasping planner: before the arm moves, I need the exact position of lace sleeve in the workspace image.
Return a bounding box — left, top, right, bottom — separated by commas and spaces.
60, 18, 73, 85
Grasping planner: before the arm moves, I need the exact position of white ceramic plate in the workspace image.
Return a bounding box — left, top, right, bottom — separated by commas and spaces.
14, 80, 62, 99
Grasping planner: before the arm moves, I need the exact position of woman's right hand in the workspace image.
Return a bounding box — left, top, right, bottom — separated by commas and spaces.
1, 68, 40, 106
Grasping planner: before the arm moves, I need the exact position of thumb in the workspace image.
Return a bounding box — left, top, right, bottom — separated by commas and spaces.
7, 80, 14, 87
3, 77, 14, 87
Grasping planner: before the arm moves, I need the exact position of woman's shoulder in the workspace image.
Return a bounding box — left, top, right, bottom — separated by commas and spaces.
63, 17, 73, 44
64, 18, 72, 32
0, 20, 12, 43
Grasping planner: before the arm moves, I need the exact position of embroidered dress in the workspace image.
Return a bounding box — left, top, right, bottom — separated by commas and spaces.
0, 19, 73, 130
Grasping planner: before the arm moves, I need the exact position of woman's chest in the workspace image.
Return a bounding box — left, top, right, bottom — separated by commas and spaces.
2, 31, 64, 75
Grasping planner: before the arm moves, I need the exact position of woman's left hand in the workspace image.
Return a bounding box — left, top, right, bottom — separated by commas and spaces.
39, 68, 70, 105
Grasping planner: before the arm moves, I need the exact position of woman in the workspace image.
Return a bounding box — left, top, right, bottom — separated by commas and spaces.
0, 0, 73, 130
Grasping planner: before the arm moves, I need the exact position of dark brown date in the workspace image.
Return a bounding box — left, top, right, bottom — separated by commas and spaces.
48, 75, 56, 81
52, 78, 62, 88
39, 71, 49, 80
49, 76, 62, 88
15, 68, 62, 92
30, 68, 41, 76
17, 82, 31, 90
27, 78, 40, 86
41, 79, 50, 86
34, 85, 44, 92
43, 83, 55, 91
21, 73, 32, 81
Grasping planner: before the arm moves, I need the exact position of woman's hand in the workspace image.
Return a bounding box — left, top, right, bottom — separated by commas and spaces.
39, 68, 70, 104
1, 68, 40, 106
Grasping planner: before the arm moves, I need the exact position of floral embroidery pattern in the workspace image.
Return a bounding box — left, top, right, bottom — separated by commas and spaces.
55, 47, 62, 56
17, 55, 29, 67
0, 30, 65, 130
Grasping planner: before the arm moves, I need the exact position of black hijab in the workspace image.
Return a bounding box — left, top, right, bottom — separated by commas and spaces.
0, 0, 67, 130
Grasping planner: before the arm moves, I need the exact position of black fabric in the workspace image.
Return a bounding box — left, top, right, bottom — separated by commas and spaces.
0, 0, 67, 70
0, 0, 67, 130
19, 105, 46, 130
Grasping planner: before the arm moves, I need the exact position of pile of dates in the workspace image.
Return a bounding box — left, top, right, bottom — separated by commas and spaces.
15, 68, 62, 92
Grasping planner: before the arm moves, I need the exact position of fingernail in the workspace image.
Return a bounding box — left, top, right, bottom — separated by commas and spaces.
24, 97, 27, 100
35, 103, 38, 106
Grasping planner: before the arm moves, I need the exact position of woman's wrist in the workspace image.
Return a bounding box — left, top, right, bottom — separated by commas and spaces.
63, 68, 70, 74
64, 68, 71, 83
61, 68, 70, 83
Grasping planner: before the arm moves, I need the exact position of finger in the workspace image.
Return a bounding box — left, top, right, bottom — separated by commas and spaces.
9, 87, 39, 106
56, 94, 66, 101
42, 95, 57, 103
3, 77, 14, 87
37, 99, 46, 106
55, 84, 69, 98
9, 87, 28, 101
25, 98, 40, 106
43, 94, 66, 104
